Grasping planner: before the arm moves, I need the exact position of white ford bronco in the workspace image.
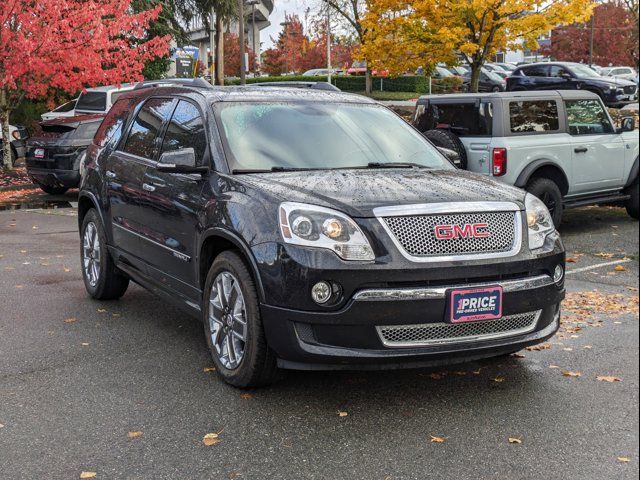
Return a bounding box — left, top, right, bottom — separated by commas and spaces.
413, 90, 639, 225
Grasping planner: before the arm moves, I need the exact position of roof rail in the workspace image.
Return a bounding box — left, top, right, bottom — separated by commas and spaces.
133, 78, 213, 90
246, 81, 341, 92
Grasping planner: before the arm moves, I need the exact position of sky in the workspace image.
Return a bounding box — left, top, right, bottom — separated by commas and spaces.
262, 0, 315, 49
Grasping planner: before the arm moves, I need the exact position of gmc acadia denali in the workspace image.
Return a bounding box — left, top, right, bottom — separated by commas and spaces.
78, 84, 565, 387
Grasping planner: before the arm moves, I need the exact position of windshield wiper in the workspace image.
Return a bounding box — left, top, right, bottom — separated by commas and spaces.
232, 166, 324, 174
366, 162, 430, 169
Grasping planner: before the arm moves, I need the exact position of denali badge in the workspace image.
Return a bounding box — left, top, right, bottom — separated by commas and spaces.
434, 223, 490, 240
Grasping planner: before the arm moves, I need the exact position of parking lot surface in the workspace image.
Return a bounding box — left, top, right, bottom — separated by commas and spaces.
0, 202, 638, 480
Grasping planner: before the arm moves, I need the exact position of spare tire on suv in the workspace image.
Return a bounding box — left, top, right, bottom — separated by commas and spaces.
423, 129, 468, 169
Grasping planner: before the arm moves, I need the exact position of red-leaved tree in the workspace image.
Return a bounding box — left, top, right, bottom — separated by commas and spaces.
0, 0, 170, 170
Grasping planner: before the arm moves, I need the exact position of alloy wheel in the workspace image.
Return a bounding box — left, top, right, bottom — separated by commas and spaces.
82, 222, 101, 287
208, 271, 247, 370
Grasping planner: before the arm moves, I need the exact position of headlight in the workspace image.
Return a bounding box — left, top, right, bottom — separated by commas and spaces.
279, 202, 375, 261
525, 193, 555, 250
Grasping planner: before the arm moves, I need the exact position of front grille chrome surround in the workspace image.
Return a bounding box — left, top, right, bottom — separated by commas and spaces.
377, 310, 541, 348
374, 202, 523, 263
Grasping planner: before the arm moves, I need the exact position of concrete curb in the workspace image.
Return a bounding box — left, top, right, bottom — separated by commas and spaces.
0, 183, 37, 193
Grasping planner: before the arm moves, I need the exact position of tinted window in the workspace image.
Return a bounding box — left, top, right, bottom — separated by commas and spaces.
426, 102, 493, 136
509, 101, 559, 133
160, 101, 207, 162
217, 103, 453, 172
521, 65, 549, 77
54, 100, 77, 113
74, 121, 102, 141
550, 66, 572, 78
94, 97, 138, 148
123, 98, 175, 159
76, 92, 107, 112
565, 100, 614, 135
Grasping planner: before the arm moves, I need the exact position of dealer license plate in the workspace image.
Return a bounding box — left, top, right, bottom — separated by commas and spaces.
449, 286, 503, 323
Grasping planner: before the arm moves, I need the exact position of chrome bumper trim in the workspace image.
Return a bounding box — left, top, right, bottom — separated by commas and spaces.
353, 274, 554, 302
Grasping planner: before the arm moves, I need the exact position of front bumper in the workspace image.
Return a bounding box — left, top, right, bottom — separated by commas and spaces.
261, 273, 564, 370
27, 167, 80, 188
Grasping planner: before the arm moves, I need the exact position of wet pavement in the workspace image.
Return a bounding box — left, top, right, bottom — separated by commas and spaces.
0, 203, 638, 480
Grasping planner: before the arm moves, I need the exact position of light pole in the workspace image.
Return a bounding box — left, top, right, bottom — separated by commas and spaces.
239, 0, 246, 85
326, 7, 332, 83
245, 0, 261, 75
589, 14, 595, 66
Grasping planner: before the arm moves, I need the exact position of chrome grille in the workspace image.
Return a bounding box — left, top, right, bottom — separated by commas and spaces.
377, 311, 541, 348
383, 212, 517, 257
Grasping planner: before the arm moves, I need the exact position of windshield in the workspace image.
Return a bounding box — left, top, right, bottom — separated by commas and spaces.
216, 103, 453, 172
76, 92, 107, 112
571, 64, 600, 78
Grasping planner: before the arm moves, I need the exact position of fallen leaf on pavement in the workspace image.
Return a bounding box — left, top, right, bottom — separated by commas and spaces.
203, 433, 221, 446
493, 376, 505, 383
508, 437, 523, 444
566, 257, 577, 263
128, 431, 143, 438
562, 371, 582, 378
80, 473, 97, 479
618, 457, 631, 463
429, 373, 444, 380
338, 411, 348, 417
526, 343, 551, 351
596, 376, 622, 383
64, 267, 71, 273
97, 309, 107, 313
240, 393, 254, 399
549, 365, 560, 369
64, 318, 77, 324
511, 353, 526, 358
614, 265, 627, 272
563, 348, 573, 352
0, 423, 4, 428
203, 367, 216, 373
81, 342, 90, 347
595, 252, 615, 258
430, 435, 445, 443
583, 345, 593, 349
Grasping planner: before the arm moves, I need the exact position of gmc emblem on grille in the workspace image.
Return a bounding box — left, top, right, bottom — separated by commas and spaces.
434, 223, 490, 240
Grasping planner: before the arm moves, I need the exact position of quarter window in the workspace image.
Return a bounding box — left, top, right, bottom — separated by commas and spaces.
160, 101, 208, 162
565, 100, 614, 135
521, 65, 549, 77
509, 101, 559, 133
122, 98, 175, 159
550, 66, 572, 78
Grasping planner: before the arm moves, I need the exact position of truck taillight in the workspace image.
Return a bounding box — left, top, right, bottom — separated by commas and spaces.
492, 148, 507, 176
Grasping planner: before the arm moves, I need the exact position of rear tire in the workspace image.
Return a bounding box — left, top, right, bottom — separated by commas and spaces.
624, 177, 639, 220
526, 177, 564, 227
38, 183, 69, 195
423, 129, 468, 169
203, 251, 278, 388
80, 209, 129, 300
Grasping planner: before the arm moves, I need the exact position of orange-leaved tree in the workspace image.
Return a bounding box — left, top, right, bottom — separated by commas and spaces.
361, 0, 595, 92
0, 0, 170, 170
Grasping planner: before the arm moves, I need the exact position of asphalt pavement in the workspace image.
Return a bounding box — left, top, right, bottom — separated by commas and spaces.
0, 202, 638, 480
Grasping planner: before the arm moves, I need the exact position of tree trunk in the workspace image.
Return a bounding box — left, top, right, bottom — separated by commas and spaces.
0, 89, 14, 171
365, 69, 372, 95
469, 62, 482, 93
214, 15, 225, 86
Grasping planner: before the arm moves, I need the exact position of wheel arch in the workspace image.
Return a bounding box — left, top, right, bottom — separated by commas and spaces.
198, 229, 266, 303
77, 191, 106, 232
514, 160, 570, 196
625, 156, 639, 187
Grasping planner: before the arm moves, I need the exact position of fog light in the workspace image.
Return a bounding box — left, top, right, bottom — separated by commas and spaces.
311, 281, 332, 304
553, 265, 564, 284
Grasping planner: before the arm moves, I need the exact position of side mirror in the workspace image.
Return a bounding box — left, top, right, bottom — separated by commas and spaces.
157, 148, 207, 174
437, 146, 461, 167
619, 117, 636, 133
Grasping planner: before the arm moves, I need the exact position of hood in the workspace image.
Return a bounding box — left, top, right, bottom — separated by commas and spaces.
235, 169, 526, 218
588, 76, 636, 87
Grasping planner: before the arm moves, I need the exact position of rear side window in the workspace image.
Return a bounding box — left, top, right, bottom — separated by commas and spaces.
74, 121, 102, 141
509, 101, 559, 133
422, 102, 493, 136
160, 101, 208, 162
565, 100, 614, 135
76, 92, 107, 112
94, 97, 138, 148
550, 66, 571, 78
38, 124, 76, 140
122, 98, 175, 159
521, 65, 549, 77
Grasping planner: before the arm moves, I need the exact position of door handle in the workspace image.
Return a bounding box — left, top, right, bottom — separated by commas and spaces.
142, 183, 156, 192
106, 170, 116, 179
574, 147, 588, 153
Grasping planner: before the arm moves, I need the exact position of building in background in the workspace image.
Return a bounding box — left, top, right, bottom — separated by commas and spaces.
184, 0, 274, 76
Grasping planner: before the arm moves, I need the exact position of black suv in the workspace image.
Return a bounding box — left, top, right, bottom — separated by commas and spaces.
26, 114, 105, 195
507, 62, 638, 107
79, 85, 565, 387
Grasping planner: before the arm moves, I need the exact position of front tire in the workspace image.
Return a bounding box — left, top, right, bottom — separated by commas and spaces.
80, 209, 129, 300
203, 251, 278, 388
526, 177, 564, 227
624, 177, 639, 220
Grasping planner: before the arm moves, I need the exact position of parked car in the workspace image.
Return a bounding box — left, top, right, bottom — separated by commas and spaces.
303, 69, 342, 76
600, 66, 638, 82
41, 98, 78, 121
74, 84, 136, 115
413, 90, 639, 225
347, 61, 389, 77
25, 114, 105, 194
0, 123, 29, 167
462, 68, 507, 92
493, 63, 518, 72
78, 84, 566, 388
249, 81, 341, 92
484, 64, 511, 78
507, 62, 638, 107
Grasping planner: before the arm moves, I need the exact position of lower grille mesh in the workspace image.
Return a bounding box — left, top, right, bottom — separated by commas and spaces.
377, 311, 541, 347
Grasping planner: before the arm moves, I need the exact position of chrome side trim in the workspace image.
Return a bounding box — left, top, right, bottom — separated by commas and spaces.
374, 202, 523, 263
113, 223, 191, 262
353, 274, 553, 302
376, 310, 542, 348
